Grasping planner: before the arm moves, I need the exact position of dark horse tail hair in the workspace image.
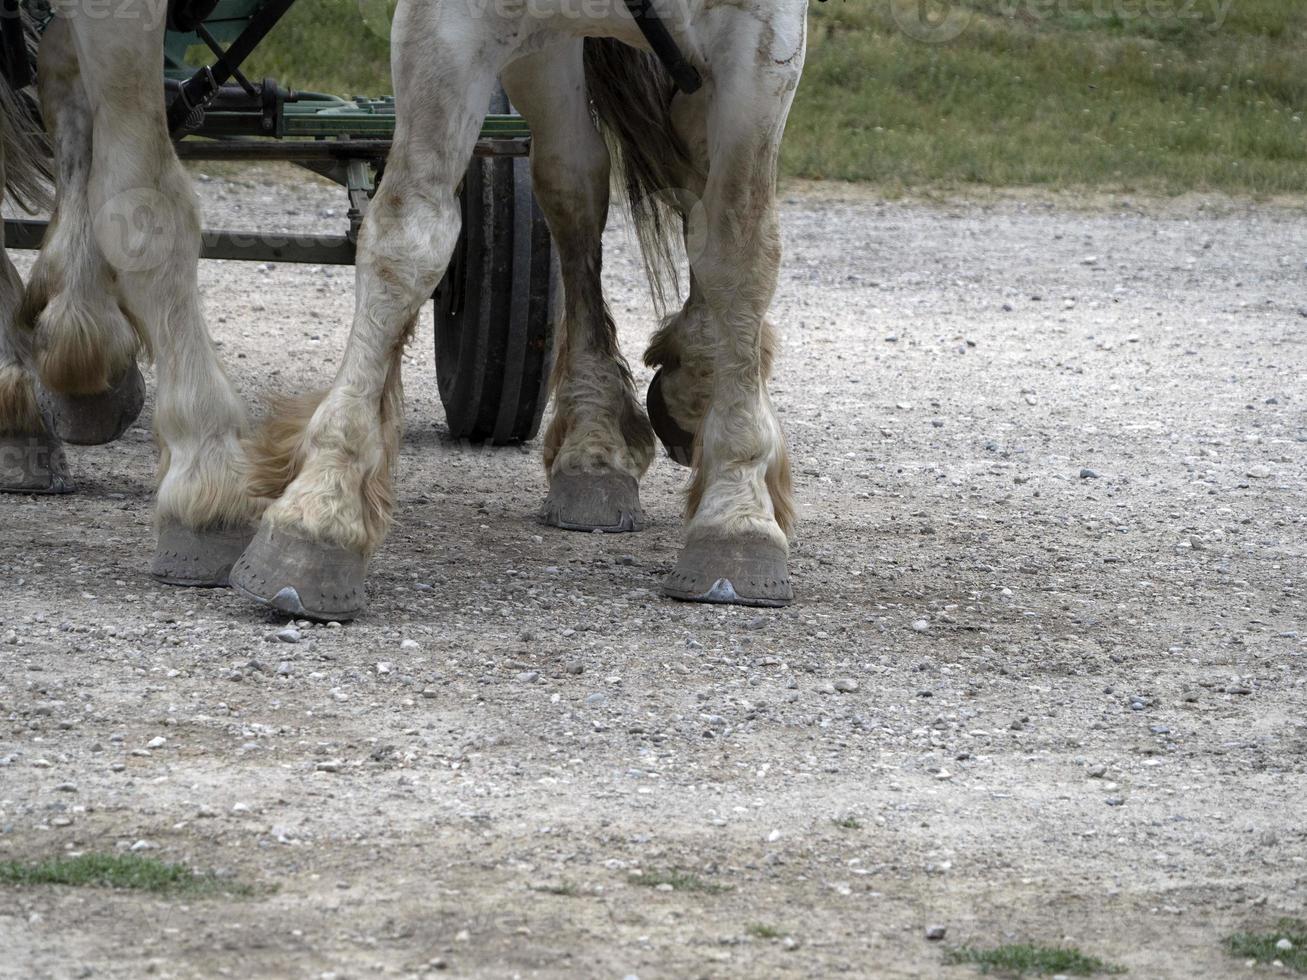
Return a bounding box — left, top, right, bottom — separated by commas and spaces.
583, 37, 702, 314
0, 5, 50, 214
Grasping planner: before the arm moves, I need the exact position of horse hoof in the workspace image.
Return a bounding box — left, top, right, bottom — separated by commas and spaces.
151, 519, 256, 587
229, 523, 367, 622
38, 363, 146, 446
663, 534, 793, 607
646, 370, 695, 467
0, 431, 75, 494
541, 471, 643, 532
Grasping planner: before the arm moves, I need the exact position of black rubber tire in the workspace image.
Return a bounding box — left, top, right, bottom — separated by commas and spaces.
433, 138, 558, 444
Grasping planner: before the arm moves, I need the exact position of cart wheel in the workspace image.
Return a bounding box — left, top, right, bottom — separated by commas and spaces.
433, 144, 558, 444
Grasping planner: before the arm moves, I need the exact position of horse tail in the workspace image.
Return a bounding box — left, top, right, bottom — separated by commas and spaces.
0, 8, 51, 213
583, 37, 700, 313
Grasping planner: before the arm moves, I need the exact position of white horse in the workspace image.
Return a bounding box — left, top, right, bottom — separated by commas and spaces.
0, 0, 807, 619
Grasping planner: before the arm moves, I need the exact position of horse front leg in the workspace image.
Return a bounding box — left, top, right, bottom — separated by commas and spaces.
66, 3, 262, 584
231, 1, 505, 620
662, 9, 805, 607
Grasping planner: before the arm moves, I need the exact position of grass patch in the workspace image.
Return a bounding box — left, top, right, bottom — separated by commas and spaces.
1225, 919, 1307, 973
209, 0, 1307, 194
945, 943, 1125, 976
629, 869, 732, 894
0, 853, 252, 896
832, 815, 863, 830
748, 923, 784, 940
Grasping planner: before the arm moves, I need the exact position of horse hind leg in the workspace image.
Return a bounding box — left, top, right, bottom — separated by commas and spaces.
0, 38, 71, 493
0, 242, 73, 494
21, 18, 146, 447
502, 45, 654, 533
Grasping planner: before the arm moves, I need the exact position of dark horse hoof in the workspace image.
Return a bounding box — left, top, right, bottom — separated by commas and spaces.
230, 523, 368, 622
151, 518, 256, 587
38, 362, 146, 446
663, 534, 793, 607
0, 429, 74, 494
541, 471, 643, 532
646, 370, 695, 467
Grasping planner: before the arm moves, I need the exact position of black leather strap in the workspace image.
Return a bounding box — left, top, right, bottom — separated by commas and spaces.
620, 0, 702, 94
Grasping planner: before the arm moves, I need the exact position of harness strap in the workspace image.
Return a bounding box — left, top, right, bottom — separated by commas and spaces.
620, 0, 702, 94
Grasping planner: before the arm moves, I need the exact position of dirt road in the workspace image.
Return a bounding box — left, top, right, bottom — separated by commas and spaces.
1, 172, 1304, 978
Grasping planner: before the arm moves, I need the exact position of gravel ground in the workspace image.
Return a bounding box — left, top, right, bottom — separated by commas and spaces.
1, 168, 1304, 979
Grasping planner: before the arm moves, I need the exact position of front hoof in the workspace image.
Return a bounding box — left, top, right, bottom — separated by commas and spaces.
38, 363, 146, 446
0, 431, 74, 494
541, 471, 643, 532
663, 535, 793, 607
229, 523, 367, 622
151, 519, 256, 587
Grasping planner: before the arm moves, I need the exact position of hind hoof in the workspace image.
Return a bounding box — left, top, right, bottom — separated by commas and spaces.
38, 363, 146, 446
229, 523, 367, 622
663, 535, 793, 607
151, 519, 256, 587
541, 471, 643, 532
647, 370, 695, 467
0, 431, 74, 494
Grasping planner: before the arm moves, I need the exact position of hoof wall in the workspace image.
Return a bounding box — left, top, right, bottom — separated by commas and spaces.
647, 370, 695, 467
151, 519, 256, 587
663, 536, 793, 607
229, 523, 367, 622
542, 471, 643, 533
0, 431, 74, 494
38, 363, 146, 446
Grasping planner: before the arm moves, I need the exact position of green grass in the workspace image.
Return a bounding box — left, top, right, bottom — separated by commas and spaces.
945, 943, 1125, 976
832, 815, 863, 830
629, 869, 732, 894
0, 853, 252, 896
747, 923, 784, 940
1225, 919, 1307, 973
218, 0, 1305, 193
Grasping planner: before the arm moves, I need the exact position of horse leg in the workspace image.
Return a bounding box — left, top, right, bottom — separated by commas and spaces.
22, 17, 146, 447
66, 5, 260, 584
502, 45, 653, 532
0, 212, 71, 494
232, 1, 504, 620
646, 286, 780, 469
662, 7, 805, 607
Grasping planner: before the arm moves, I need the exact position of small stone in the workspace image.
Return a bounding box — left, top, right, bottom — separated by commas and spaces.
54, 782, 78, 793
911, 619, 929, 633
375, 662, 393, 675
517, 671, 540, 683
565, 661, 584, 675
1079, 468, 1099, 479
274, 627, 301, 644
129, 839, 154, 851
925, 925, 947, 941
1105, 796, 1125, 807
833, 678, 859, 692
1246, 464, 1271, 479
400, 638, 421, 651
1276, 938, 1295, 952
1087, 764, 1107, 778
316, 759, 344, 773
146, 737, 167, 750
